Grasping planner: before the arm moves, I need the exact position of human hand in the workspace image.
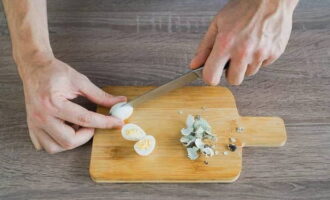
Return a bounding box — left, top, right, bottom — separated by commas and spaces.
190, 0, 298, 85
19, 55, 126, 153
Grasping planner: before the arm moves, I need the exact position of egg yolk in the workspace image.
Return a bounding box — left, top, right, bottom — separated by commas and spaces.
136, 139, 150, 150
126, 128, 141, 136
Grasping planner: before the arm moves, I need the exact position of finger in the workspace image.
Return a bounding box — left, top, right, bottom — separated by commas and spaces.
190, 20, 218, 69
57, 100, 124, 129
43, 118, 75, 149
79, 77, 126, 107
34, 129, 64, 154
28, 128, 43, 151
245, 62, 262, 76
202, 34, 231, 85
74, 127, 95, 147
64, 121, 80, 131
245, 50, 265, 76
262, 54, 279, 67
226, 57, 248, 85
43, 118, 94, 150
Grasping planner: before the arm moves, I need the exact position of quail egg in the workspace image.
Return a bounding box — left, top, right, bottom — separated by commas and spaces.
134, 135, 156, 156
121, 123, 146, 141
109, 102, 133, 120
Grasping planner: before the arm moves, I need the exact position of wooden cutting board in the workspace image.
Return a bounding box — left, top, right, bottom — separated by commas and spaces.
90, 86, 286, 183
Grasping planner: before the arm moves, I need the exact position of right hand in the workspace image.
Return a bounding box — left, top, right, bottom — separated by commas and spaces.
190, 0, 296, 86
19, 55, 126, 154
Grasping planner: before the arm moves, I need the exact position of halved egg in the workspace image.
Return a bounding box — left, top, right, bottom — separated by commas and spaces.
109, 102, 134, 120
121, 123, 146, 141
134, 135, 156, 156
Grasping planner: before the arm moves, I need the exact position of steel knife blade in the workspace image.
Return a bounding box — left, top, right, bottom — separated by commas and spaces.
125, 66, 204, 108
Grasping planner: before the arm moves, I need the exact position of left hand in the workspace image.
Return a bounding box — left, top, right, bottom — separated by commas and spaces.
190, 0, 298, 85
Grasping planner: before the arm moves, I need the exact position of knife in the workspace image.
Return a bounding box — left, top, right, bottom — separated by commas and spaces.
124, 62, 229, 108
124, 66, 203, 108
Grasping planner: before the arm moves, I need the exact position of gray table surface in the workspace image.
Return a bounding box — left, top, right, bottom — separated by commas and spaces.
1, 0, 329, 199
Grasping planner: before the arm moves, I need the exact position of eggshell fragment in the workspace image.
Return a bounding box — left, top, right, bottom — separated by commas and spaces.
109, 102, 133, 120
186, 115, 195, 128
134, 135, 156, 156
121, 123, 146, 141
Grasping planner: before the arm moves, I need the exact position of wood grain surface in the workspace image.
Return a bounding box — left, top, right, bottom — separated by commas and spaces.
90, 86, 286, 182
0, 0, 329, 199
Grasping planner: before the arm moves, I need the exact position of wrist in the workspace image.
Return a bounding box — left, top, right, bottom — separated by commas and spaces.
15, 49, 55, 80
12, 39, 53, 64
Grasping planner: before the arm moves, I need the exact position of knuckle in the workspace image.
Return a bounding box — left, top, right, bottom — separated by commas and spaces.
39, 94, 51, 110
216, 33, 234, 50
98, 91, 112, 104
242, 40, 254, 50
237, 46, 252, 59
255, 49, 266, 60
39, 92, 62, 114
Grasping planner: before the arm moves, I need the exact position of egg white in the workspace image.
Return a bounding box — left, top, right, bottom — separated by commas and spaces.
134, 135, 156, 156
109, 102, 134, 120
121, 123, 146, 141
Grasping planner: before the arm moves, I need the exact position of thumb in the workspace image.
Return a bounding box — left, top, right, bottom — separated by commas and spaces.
79, 76, 126, 107
190, 20, 218, 69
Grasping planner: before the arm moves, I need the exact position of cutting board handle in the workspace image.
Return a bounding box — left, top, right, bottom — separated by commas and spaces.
236, 116, 287, 147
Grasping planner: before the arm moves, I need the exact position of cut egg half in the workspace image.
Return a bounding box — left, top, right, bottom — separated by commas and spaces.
121, 123, 146, 141
134, 135, 156, 156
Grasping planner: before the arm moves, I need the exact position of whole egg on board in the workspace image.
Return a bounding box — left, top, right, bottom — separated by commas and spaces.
109, 102, 134, 120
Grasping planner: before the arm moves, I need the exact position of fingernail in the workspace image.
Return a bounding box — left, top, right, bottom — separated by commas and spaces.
118, 96, 127, 101
109, 118, 124, 129
114, 118, 124, 126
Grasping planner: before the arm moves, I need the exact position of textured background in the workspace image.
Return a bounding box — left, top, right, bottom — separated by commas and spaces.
0, 0, 329, 199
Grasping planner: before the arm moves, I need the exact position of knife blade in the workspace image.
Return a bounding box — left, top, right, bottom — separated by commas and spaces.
125, 66, 204, 108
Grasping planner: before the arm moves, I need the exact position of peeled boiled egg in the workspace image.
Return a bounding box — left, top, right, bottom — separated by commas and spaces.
134, 135, 156, 156
121, 123, 146, 141
109, 102, 134, 120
